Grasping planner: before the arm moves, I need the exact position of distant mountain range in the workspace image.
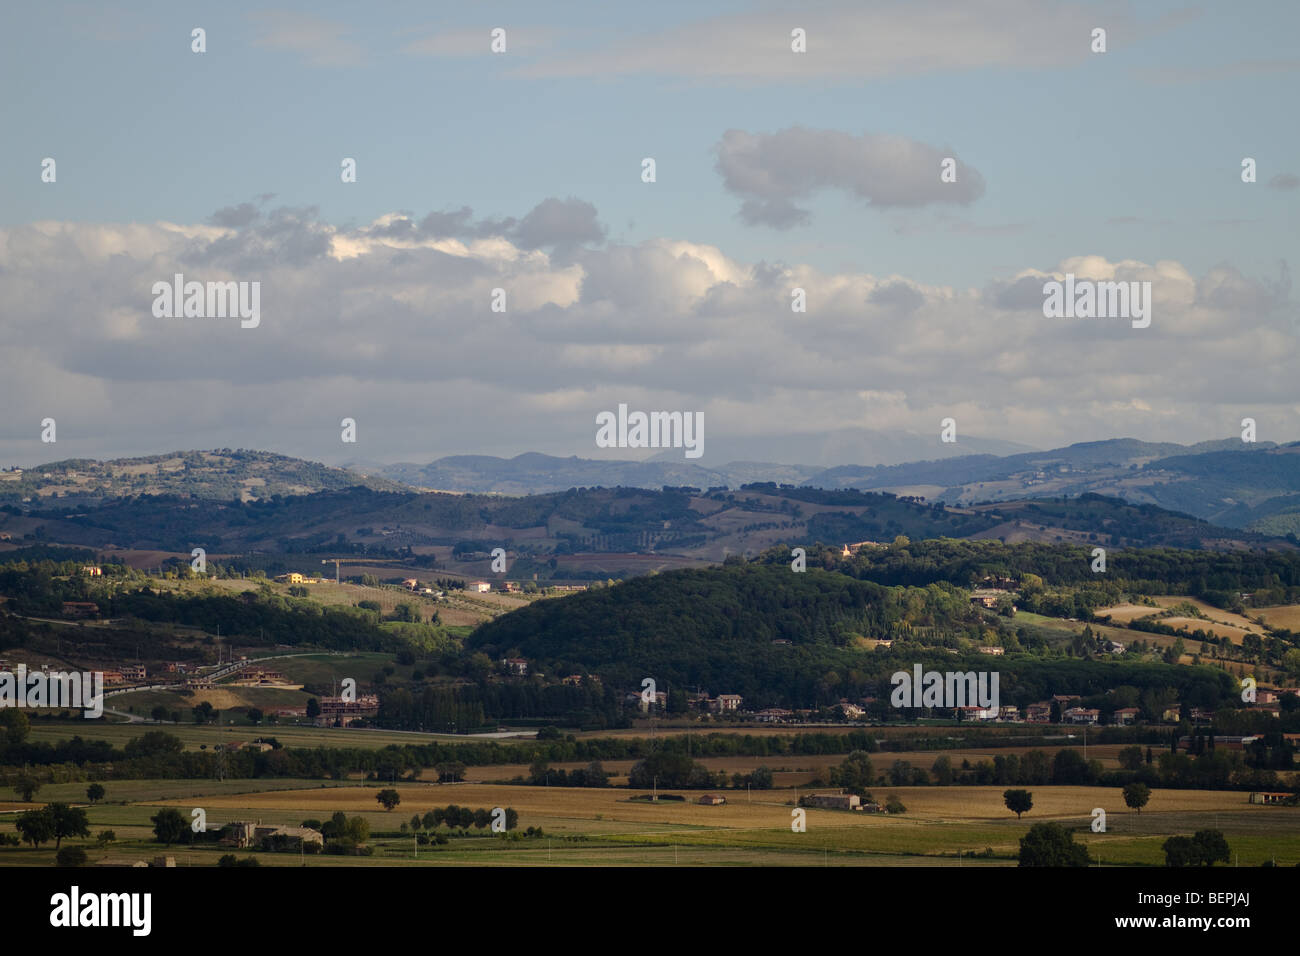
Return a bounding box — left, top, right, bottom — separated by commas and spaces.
356, 438, 1300, 534
6, 437, 1300, 536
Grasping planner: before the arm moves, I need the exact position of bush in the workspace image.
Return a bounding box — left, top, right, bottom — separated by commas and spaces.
56, 846, 88, 867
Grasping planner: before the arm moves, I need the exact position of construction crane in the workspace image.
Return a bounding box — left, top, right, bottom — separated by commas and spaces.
321, 558, 342, 585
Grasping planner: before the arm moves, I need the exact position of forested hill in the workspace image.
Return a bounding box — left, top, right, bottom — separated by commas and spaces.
467, 564, 971, 706
466, 563, 1235, 710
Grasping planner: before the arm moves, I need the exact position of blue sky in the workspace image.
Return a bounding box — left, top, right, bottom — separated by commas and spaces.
1, 1, 1297, 467
5, 0, 1295, 286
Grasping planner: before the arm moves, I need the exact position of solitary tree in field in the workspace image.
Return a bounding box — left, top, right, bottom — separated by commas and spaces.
86, 783, 105, 804
1123, 782, 1151, 814
376, 788, 401, 811
13, 774, 41, 803
1004, 789, 1034, 819
48, 803, 89, 849
15, 808, 55, 848
1019, 822, 1091, 867
1193, 829, 1230, 866
151, 808, 187, 846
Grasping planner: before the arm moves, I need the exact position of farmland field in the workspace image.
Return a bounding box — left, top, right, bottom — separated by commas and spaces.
4, 780, 1290, 869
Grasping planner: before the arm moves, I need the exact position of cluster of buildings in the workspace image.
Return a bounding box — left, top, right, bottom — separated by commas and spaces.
4, 660, 149, 687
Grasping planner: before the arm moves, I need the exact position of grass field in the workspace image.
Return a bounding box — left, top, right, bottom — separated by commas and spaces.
1252, 605, 1300, 632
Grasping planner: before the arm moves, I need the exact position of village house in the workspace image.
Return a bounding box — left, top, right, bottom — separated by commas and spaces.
999, 705, 1020, 721
1111, 707, 1140, 726
229, 667, 296, 687
119, 664, 147, 682
1062, 707, 1100, 725
755, 708, 794, 722
502, 658, 529, 677
274, 572, 305, 585
709, 694, 744, 713
836, 699, 865, 719
470, 581, 492, 593
316, 694, 380, 727
80, 566, 102, 577
99, 670, 126, 686
401, 578, 419, 590
976, 646, 1005, 656
1026, 702, 1053, 722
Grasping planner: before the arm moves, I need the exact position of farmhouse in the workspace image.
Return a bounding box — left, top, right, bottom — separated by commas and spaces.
1062, 707, 1100, 725
119, 664, 147, 682
220, 821, 323, 849
805, 793, 861, 811
755, 708, 794, 722
80, 566, 102, 577
274, 573, 304, 585
969, 588, 1010, 609
711, 694, 743, 713
1250, 792, 1294, 805
976, 646, 1005, 656
698, 794, 727, 806
470, 581, 492, 593
502, 658, 529, 677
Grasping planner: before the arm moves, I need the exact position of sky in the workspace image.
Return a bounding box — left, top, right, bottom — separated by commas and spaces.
1, 0, 1297, 469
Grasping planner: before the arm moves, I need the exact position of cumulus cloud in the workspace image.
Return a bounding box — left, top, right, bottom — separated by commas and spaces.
514, 198, 606, 250
715, 127, 985, 228
0, 203, 1294, 466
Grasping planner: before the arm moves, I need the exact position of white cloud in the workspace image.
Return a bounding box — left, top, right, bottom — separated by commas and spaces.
0, 204, 1293, 466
